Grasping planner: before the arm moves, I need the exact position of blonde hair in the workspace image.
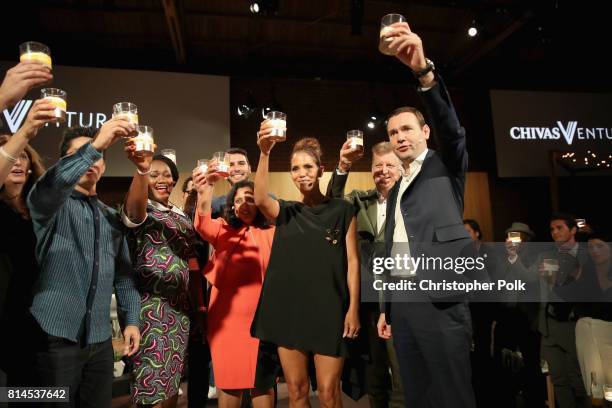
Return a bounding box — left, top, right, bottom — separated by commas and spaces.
371, 141, 395, 156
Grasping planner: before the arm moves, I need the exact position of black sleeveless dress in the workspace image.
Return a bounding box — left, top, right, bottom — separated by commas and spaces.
251, 198, 356, 357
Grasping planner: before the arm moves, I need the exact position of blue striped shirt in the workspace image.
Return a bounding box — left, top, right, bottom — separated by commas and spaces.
27, 142, 140, 344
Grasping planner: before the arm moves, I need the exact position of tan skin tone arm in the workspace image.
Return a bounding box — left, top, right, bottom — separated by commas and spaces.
254, 120, 280, 220
343, 216, 361, 338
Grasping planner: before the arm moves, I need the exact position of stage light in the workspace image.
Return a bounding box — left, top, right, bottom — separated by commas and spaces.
250, 0, 279, 16
467, 19, 480, 37
236, 92, 258, 119
237, 104, 255, 118
260, 92, 282, 118
367, 114, 381, 129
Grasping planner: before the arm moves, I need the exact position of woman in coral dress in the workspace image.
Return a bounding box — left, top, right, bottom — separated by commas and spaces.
193, 163, 277, 408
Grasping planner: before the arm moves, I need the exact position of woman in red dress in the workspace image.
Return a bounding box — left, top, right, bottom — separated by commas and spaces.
192, 164, 277, 408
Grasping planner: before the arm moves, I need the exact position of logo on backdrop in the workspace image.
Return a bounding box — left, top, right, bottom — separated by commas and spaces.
509, 121, 612, 145
2, 100, 34, 133
2, 99, 107, 133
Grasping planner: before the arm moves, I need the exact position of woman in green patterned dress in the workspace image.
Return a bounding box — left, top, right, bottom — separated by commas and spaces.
122, 146, 205, 408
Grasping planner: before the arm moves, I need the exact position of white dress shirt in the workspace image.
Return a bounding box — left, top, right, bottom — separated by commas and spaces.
376, 194, 387, 235
390, 148, 428, 276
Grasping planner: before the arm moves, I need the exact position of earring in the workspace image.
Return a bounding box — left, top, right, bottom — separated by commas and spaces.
27, 170, 32, 174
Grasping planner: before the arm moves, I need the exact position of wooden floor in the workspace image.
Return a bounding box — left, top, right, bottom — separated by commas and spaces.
112, 382, 370, 408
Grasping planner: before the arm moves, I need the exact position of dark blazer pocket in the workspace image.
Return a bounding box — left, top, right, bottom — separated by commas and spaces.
434, 223, 471, 243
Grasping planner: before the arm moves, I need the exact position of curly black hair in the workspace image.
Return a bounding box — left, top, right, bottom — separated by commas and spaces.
224, 180, 269, 230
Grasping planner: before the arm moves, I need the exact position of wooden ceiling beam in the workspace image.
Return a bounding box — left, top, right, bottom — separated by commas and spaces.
162, 0, 187, 64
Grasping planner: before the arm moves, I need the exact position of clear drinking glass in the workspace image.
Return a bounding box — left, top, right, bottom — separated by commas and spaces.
161, 149, 176, 164
112, 102, 139, 127
264, 111, 287, 142
133, 126, 155, 156
507, 231, 522, 244
347, 130, 364, 153
19, 41, 52, 69
212, 151, 230, 177
542, 258, 560, 276
379, 14, 406, 56
41, 88, 67, 122
604, 384, 612, 401
197, 159, 209, 174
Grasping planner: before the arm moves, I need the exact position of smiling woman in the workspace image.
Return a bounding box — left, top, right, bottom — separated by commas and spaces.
120, 148, 203, 407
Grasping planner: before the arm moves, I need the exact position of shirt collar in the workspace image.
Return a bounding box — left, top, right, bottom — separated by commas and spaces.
414, 148, 429, 164
402, 149, 429, 178
148, 199, 187, 217
562, 242, 579, 257
376, 191, 387, 204
71, 189, 98, 201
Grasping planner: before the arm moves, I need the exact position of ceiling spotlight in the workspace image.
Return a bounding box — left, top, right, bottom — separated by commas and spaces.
260, 92, 283, 118
236, 92, 258, 119
249, 0, 278, 16
237, 104, 255, 118
467, 19, 480, 37
367, 113, 383, 130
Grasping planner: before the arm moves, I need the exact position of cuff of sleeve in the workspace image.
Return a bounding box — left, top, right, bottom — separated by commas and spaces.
125, 312, 140, 327
119, 291, 141, 327
120, 205, 147, 228
417, 82, 437, 93
79, 142, 104, 166
336, 167, 348, 176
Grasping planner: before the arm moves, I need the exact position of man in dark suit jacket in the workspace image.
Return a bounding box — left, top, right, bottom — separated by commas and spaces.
375, 21, 480, 408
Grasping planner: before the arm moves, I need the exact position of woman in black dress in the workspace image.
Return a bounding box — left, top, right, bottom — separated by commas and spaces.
0, 100, 53, 386
251, 121, 360, 408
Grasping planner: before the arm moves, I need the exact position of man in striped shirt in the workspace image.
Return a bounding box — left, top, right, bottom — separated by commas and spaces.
27, 119, 141, 407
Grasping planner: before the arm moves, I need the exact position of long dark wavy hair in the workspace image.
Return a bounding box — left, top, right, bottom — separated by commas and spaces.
0, 134, 46, 202
224, 180, 269, 229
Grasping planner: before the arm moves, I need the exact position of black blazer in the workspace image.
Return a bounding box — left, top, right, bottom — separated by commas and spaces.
384, 76, 482, 311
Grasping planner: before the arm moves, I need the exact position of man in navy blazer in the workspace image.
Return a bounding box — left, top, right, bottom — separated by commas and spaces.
376, 21, 479, 408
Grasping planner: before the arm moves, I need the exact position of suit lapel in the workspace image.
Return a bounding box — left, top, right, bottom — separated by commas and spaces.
384, 181, 400, 246
366, 195, 378, 234
355, 191, 377, 237
398, 150, 434, 202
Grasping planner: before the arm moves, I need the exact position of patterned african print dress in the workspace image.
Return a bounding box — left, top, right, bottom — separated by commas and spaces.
122, 200, 199, 405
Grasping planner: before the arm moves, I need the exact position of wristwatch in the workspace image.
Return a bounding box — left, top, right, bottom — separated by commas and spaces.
412, 58, 435, 79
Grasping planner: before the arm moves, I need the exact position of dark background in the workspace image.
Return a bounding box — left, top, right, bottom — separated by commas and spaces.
1, 0, 610, 239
